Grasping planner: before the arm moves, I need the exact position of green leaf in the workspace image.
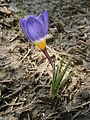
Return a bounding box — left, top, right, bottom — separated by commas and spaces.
51, 62, 56, 95
59, 70, 75, 89
61, 57, 72, 79
55, 57, 64, 80
20, 0, 24, 18
51, 57, 74, 97
56, 57, 72, 88
51, 58, 64, 96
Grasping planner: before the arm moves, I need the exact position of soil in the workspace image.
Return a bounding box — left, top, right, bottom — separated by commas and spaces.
0, 0, 90, 120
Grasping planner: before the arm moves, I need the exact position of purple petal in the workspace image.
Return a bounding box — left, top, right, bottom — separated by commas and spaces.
20, 17, 30, 39
20, 17, 26, 32
38, 14, 46, 33
43, 11, 49, 35
20, 15, 37, 32
30, 15, 37, 19
25, 16, 45, 42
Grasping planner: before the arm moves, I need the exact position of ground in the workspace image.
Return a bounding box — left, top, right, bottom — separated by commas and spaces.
0, 0, 90, 120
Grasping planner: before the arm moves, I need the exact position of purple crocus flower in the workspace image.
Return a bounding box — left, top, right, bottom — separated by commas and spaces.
20, 11, 53, 67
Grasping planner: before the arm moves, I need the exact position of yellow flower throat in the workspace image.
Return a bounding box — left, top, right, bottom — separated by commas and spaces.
35, 38, 46, 51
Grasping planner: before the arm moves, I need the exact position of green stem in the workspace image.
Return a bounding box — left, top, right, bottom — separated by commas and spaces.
20, 0, 24, 18
17, 0, 22, 34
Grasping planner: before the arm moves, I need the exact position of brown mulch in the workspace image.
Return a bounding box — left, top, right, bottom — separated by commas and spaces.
0, 0, 90, 120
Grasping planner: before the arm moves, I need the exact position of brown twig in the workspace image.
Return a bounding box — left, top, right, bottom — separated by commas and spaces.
46, 101, 90, 120
45, 112, 58, 120
33, 85, 50, 92
1, 83, 28, 100
68, 101, 90, 112
0, 80, 13, 84
21, 49, 31, 62
55, 100, 90, 119
9, 97, 18, 113
10, 97, 37, 114
10, 34, 19, 42
46, 45, 70, 61
0, 101, 24, 111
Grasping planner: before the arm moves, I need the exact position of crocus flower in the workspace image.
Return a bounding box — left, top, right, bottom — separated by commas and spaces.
20, 11, 53, 67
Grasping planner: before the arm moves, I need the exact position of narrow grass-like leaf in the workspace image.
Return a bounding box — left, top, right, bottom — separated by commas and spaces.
54, 58, 65, 88
59, 70, 75, 89
57, 58, 72, 85
17, 0, 20, 19
55, 57, 64, 80
51, 62, 56, 95
59, 58, 72, 82
20, 0, 24, 18
51, 58, 64, 96
55, 62, 60, 79
17, 0, 21, 33
54, 59, 71, 94
17, 0, 24, 33
51, 57, 74, 97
